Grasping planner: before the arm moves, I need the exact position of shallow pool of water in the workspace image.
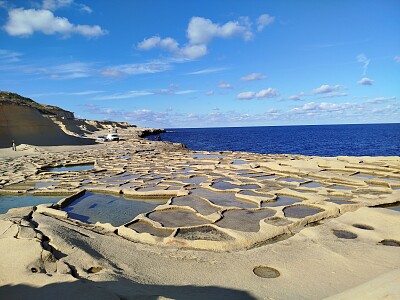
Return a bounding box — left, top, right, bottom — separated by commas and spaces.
283, 205, 323, 218
44, 163, 94, 172
262, 195, 302, 207
211, 181, 260, 191
63, 192, 167, 226
0, 194, 64, 214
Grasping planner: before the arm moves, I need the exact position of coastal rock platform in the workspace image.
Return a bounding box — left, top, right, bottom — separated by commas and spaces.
0, 130, 399, 299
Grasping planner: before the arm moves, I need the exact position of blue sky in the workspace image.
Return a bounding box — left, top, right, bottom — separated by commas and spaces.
0, 0, 399, 128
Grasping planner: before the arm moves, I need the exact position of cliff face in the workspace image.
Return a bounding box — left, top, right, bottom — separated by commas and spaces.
0, 104, 91, 148
0, 91, 155, 148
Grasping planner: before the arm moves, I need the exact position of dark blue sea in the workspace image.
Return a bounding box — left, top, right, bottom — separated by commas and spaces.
148, 123, 400, 156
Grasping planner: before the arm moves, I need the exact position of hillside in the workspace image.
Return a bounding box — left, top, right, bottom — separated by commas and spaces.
0, 91, 75, 119
0, 92, 96, 148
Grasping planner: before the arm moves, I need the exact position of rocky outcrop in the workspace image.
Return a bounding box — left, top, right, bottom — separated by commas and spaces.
139, 128, 166, 137
0, 91, 74, 119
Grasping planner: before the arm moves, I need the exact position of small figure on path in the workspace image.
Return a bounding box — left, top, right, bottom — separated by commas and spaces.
12, 140, 16, 151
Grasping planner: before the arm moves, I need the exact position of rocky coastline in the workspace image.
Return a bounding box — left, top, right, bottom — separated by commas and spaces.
0, 93, 399, 299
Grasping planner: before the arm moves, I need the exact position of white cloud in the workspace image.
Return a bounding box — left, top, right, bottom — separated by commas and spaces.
256, 88, 279, 98
179, 44, 207, 60
186, 67, 227, 75
394, 56, 400, 63
40, 0, 92, 13
187, 16, 253, 44
218, 81, 233, 89
206, 91, 214, 96
240, 72, 266, 81
175, 90, 197, 95
257, 14, 275, 31
92, 87, 196, 100
0, 49, 22, 62
27, 62, 93, 79
288, 95, 303, 101
83, 98, 400, 128
367, 96, 396, 104
137, 15, 266, 61
312, 84, 341, 94
317, 92, 348, 99
138, 36, 176, 51
290, 102, 357, 115
357, 77, 374, 86
93, 91, 153, 100
79, 4, 92, 13
137, 36, 206, 60
31, 90, 104, 97
236, 91, 256, 99
4, 8, 106, 38
42, 0, 73, 10
100, 62, 171, 77
357, 53, 370, 75
237, 88, 279, 99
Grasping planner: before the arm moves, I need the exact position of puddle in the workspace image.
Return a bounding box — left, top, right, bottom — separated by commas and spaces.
43, 163, 94, 172
328, 185, 354, 191
283, 205, 323, 218
119, 155, 132, 159
0, 194, 64, 214
278, 177, 304, 183
35, 182, 55, 189
332, 229, 357, 239
374, 202, 400, 212
301, 182, 324, 188
379, 239, 400, 247
176, 226, 234, 241
211, 181, 260, 191
351, 173, 376, 179
127, 220, 173, 237
63, 192, 166, 226
353, 224, 374, 230
180, 176, 208, 185
262, 195, 302, 207
215, 209, 275, 232
192, 154, 224, 159
231, 160, 247, 165
148, 209, 210, 227
326, 195, 354, 205
380, 177, 400, 182
253, 266, 280, 278
254, 175, 278, 181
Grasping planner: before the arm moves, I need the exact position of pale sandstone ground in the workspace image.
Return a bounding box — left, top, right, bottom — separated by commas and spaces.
0, 128, 399, 299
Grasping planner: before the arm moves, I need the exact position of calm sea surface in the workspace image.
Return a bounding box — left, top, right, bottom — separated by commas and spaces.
149, 123, 400, 156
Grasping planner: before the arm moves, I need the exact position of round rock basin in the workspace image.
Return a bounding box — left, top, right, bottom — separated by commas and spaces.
332, 229, 357, 239
283, 205, 323, 218
379, 239, 400, 247
353, 224, 374, 230
253, 266, 280, 278
215, 209, 275, 232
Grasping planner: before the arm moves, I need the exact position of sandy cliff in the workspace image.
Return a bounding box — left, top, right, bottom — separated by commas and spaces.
0, 104, 92, 148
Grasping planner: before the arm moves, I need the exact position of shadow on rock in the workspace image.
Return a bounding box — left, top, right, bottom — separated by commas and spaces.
0, 278, 256, 300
